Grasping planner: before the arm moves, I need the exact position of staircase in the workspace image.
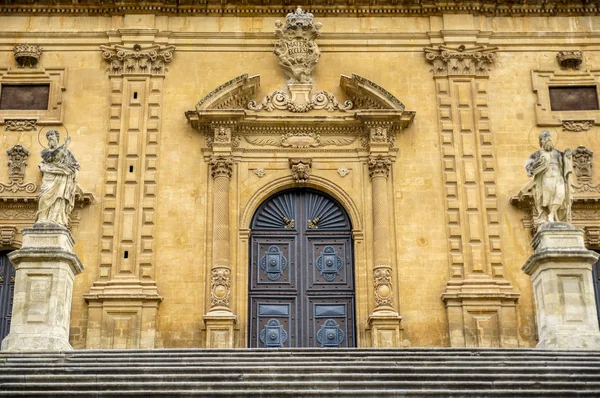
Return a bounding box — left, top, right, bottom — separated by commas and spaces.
1, 348, 600, 397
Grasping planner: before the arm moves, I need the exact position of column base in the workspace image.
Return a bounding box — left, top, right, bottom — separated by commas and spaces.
204, 310, 237, 348
368, 311, 402, 348
1, 226, 83, 352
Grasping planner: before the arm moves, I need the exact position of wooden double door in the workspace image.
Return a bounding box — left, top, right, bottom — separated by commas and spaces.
0, 252, 14, 343
249, 189, 356, 348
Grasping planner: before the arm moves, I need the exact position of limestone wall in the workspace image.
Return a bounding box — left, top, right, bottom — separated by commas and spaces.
0, 11, 598, 348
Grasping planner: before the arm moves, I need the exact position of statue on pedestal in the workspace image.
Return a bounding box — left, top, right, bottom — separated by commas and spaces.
525, 130, 573, 225
35, 130, 80, 227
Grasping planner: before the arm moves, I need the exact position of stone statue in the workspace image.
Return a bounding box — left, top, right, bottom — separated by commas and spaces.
35, 130, 80, 227
524, 130, 573, 225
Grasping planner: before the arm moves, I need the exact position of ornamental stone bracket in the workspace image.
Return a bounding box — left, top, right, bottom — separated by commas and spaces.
100, 43, 175, 76
424, 45, 497, 77
13, 44, 42, 69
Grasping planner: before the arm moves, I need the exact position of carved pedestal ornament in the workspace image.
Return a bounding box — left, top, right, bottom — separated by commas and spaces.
425, 44, 520, 348
13, 44, 42, 68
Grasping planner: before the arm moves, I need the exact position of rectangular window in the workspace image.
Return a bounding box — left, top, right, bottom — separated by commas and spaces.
549, 86, 599, 111
0, 84, 50, 110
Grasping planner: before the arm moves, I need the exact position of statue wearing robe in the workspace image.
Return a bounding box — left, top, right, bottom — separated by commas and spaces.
525, 130, 573, 225
35, 130, 80, 227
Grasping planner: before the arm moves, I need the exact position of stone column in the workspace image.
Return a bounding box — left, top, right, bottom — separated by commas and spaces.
1, 226, 83, 351
523, 222, 600, 349
367, 155, 402, 347
204, 155, 237, 348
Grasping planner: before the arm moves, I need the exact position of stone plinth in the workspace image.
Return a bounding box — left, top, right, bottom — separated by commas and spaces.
204, 310, 237, 348
1, 226, 83, 351
523, 222, 600, 349
368, 311, 402, 348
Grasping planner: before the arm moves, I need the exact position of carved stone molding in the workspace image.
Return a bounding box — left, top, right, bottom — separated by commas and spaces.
210, 267, 231, 308
573, 146, 593, 183
557, 50, 583, 70
424, 45, 497, 77
585, 226, 600, 248
368, 156, 391, 179
100, 44, 175, 76
373, 267, 393, 308
210, 156, 234, 179
289, 158, 311, 183
3, 1, 600, 17
4, 119, 36, 132
274, 7, 321, 84
13, 44, 42, 68
563, 120, 594, 132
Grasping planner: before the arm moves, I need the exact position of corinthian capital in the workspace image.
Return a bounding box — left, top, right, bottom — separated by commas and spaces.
424, 45, 497, 77
210, 156, 234, 179
368, 155, 392, 179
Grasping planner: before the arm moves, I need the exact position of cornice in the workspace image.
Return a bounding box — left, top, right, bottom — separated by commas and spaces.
1, 1, 599, 17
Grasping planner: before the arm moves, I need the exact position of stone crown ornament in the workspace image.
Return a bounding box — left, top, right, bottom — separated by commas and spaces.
13, 44, 42, 68
274, 7, 322, 84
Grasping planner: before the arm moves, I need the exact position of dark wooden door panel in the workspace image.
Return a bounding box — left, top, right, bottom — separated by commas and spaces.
249, 189, 355, 348
0, 252, 14, 343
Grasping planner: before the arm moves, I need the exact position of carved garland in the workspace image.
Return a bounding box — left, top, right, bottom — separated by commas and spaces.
248, 90, 352, 113
210, 268, 231, 308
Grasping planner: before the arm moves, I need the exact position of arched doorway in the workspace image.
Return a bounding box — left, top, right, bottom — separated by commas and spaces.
249, 189, 356, 348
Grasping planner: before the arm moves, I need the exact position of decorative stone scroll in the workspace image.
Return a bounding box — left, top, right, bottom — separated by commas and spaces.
4, 119, 36, 132
0, 145, 36, 194
557, 50, 583, 70
572, 146, 593, 182
100, 44, 175, 76
13, 44, 42, 68
563, 120, 594, 132
274, 7, 321, 84
248, 89, 352, 113
424, 45, 497, 77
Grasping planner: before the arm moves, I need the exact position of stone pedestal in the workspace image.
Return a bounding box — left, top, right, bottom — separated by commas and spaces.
523, 222, 600, 349
1, 226, 83, 351
368, 312, 402, 348
204, 310, 237, 348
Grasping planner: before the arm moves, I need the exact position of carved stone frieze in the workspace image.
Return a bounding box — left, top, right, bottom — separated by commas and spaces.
562, 120, 594, 132
4, 119, 36, 132
210, 267, 231, 308
100, 44, 175, 76
557, 50, 583, 70
248, 90, 352, 113
368, 156, 392, 179
573, 146, 593, 182
210, 156, 234, 179
13, 44, 42, 68
424, 45, 497, 77
274, 7, 321, 84
241, 125, 359, 148
289, 158, 311, 183
373, 268, 393, 308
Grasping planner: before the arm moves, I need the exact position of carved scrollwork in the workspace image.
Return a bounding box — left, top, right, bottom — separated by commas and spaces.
100, 44, 175, 76
210, 267, 231, 308
248, 90, 352, 113
573, 146, 593, 182
0, 226, 19, 248
4, 119, 37, 132
0, 145, 37, 194
562, 120, 594, 132
374, 267, 393, 308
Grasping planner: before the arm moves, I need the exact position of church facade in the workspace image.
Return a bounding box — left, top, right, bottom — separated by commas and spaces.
0, 0, 599, 350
